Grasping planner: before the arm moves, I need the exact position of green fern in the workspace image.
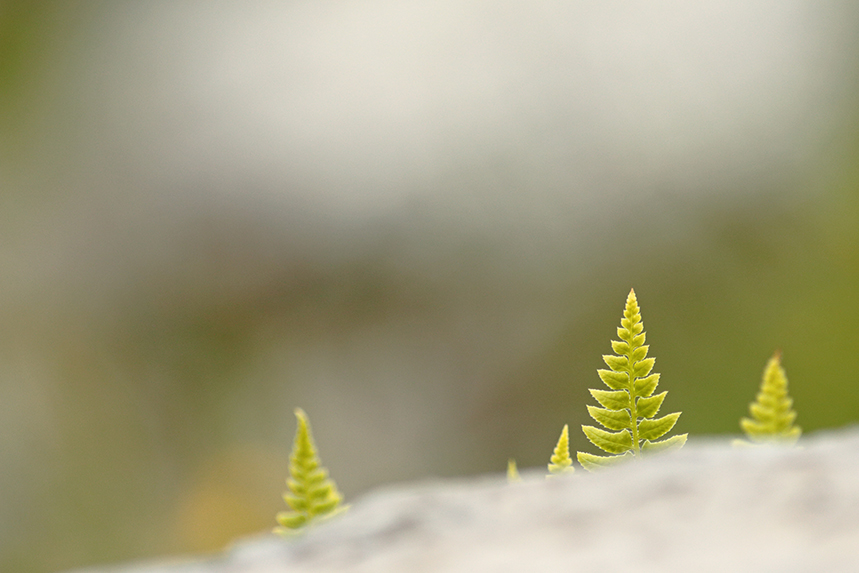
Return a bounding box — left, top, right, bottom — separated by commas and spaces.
507, 458, 521, 482
274, 408, 346, 535
738, 351, 801, 445
548, 424, 575, 475
577, 289, 687, 471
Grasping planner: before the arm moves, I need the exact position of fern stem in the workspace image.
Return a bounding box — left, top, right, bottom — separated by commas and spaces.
627, 345, 640, 456
626, 291, 641, 456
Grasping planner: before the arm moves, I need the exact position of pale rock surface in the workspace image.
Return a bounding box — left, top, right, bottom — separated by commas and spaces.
71, 428, 859, 573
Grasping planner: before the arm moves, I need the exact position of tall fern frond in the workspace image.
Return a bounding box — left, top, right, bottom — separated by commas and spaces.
548, 424, 575, 476
274, 408, 346, 535
577, 289, 687, 471
738, 352, 801, 445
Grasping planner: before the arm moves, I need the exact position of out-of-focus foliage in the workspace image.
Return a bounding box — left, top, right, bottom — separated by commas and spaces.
738, 352, 801, 445
274, 409, 346, 534
547, 424, 574, 475
1, 2, 859, 573
506, 458, 521, 482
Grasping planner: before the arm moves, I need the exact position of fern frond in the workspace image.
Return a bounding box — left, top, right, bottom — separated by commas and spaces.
507, 458, 522, 482
548, 425, 575, 476
577, 289, 686, 470
274, 408, 347, 535
738, 352, 801, 445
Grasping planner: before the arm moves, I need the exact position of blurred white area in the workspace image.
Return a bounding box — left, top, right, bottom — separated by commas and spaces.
1, 0, 851, 318
14, 1, 853, 215
100, 0, 843, 211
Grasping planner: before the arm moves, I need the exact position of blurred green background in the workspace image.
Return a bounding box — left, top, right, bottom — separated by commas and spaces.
1, 2, 858, 572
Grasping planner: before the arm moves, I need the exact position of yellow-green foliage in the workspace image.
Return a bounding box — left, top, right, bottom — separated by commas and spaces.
548, 424, 575, 475
738, 352, 801, 445
275, 408, 346, 535
507, 458, 521, 482
577, 289, 687, 471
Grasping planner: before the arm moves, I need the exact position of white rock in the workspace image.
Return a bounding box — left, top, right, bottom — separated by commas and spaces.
69, 428, 859, 572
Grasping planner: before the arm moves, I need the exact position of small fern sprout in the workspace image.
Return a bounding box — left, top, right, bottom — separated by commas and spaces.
548, 424, 575, 476
274, 408, 347, 535
507, 458, 522, 483
738, 351, 801, 445
577, 289, 687, 471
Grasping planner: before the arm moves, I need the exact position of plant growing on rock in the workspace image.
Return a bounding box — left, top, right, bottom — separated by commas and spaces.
507, 458, 521, 482
736, 352, 801, 445
576, 289, 687, 470
548, 424, 575, 475
505, 425, 575, 482
275, 408, 347, 535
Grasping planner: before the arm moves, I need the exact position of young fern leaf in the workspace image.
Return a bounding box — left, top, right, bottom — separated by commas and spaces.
547, 425, 575, 476
577, 289, 687, 471
737, 352, 801, 445
507, 458, 522, 482
274, 408, 346, 535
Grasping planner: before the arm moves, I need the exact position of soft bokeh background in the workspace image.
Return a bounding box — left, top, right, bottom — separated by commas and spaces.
1, 1, 858, 571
